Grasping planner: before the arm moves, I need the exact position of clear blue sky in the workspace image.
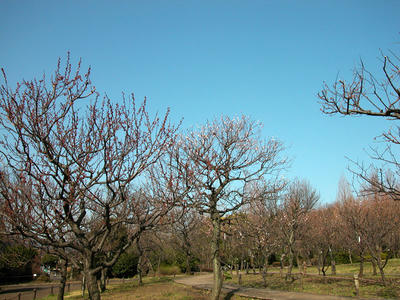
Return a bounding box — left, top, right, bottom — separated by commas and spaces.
1, 0, 399, 203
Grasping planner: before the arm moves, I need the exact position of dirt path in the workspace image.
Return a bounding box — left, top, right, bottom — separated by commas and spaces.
175, 273, 361, 300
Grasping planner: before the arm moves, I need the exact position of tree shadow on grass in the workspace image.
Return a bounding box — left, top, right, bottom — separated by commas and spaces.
223, 288, 239, 300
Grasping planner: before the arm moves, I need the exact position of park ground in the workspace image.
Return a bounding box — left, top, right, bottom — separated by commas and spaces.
2, 259, 400, 300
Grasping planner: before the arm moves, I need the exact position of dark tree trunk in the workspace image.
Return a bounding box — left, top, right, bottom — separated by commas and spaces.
83, 254, 101, 300
286, 246, 294, 281
186, 254, 191, 274
57, 258, 68, 300
329, 247, 336, 275
295, 252, 301, 273
157, 256, 161, 276
86, 271, 101, 300
261, 262, 268, 287
358, 255, 364, 278
137, 255, 143, 285
136, 240, 144, 286
211, 209, 223, 300
371, 259, 377, 276
99, 268, 107, 292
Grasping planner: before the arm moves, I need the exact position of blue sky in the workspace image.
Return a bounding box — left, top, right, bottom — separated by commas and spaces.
1, 0, 399, 203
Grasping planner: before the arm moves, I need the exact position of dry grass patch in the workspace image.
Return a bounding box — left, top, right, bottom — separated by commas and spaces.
40, 276, 252, 300
226, 272, 399, 299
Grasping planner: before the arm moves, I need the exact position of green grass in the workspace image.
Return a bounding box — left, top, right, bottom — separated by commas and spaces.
226, 258, 400, 299
266, 258, 400, 277
39, 276, 252, 300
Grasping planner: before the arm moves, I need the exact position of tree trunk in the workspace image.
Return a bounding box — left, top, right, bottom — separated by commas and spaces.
211, 209, 222, 300
316, 251, 322, 275
86, 271, 101, 300
279, 254, 285, 278
295, 252, 301, 273
358, 255, 364, 278
57, 259, 68, 300
371, 259, 377, 276
186, 254, 191, 274
137, 254, 143, 286
81, 273, 86, 297
261, 262, 268, 288
157, 256, 161, 276
329, 247, 336, 275
378, 266, 386, 286
137, 240, 143, 286
348, 249, 353, 265
99, 268, 107, 292
375, 249, 387, 286
286, 247, 294, 281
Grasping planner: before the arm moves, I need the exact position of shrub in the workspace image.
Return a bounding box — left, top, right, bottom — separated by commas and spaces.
158, 264, 181, 275
36, 274, 50, 282
112, 252, 138, 278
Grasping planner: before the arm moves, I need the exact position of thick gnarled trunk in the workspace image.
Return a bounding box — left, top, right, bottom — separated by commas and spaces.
83, 255, 101, 300
211, 209, 222, 300
86, 271, 100, 300
57, 259, 68, 300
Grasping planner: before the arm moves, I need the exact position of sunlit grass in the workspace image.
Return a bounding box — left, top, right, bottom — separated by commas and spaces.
267, 258, 400, 277
39, 275, 252, 300
226, 258, 400, 299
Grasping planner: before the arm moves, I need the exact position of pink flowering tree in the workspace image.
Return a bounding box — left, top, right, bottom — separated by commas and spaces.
0, 54, 178, 300
278, 179, 319, 281
166, 115, 287, 300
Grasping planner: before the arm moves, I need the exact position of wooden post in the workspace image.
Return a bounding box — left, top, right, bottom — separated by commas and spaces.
300, 270, 304, 290
33, 288, 37, 300
50, 286, 54, 295
262, 269, 267, 288
353, 274, 359, 297
302, 261, 307, 275
238, 274, 242, 285
18, 293, 21, 300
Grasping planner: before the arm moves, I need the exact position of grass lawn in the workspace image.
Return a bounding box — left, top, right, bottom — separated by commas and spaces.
39, 276, 251, 300
38, 259, 400, 300
225, 258, 400, 299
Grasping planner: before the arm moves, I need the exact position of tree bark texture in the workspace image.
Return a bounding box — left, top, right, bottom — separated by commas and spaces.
211, 209, 223, 300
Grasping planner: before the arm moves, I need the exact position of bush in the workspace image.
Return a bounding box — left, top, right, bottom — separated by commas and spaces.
41, 254, 59, 268
223, 272, 232, 280
334, 251, 358, 264
112, 252, 138, 278
0, 245, 37, 284
271, 262, 281, 267
158, 264, 181, 275
35, 274, 50, 282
